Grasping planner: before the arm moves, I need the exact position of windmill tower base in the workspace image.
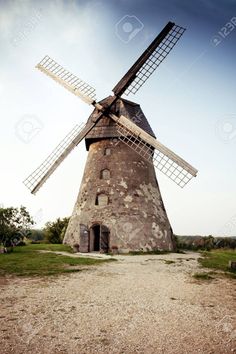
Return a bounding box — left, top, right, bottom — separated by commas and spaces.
64, 139, 175, 253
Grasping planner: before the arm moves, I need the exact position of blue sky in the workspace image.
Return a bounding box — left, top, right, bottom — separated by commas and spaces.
0, 0, 236, 236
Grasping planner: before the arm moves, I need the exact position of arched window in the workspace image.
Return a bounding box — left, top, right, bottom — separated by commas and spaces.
100, 169, 110, 180
104, 148, 111, 156
95, 193, 108, 206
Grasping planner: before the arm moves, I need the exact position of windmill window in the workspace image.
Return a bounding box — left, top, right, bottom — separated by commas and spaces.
104, 148, 111, 156
95, 193, 108, 206
100, 169, 110, 180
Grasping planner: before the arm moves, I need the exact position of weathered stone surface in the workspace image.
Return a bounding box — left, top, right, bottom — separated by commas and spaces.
64, 138, 175, 252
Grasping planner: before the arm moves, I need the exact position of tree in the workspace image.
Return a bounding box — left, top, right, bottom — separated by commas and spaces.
0, 206, 34, 249
44, 217, 69, 244
29, 229, 45, 241
203, 235, 215, 250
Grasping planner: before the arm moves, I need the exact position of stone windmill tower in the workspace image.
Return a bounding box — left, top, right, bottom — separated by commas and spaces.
24, 22, 198, 253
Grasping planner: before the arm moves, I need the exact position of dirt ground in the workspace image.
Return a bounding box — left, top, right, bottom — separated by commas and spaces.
0, 252, 235, 354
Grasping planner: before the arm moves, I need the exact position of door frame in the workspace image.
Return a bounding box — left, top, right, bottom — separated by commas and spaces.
89, 223, 110, 253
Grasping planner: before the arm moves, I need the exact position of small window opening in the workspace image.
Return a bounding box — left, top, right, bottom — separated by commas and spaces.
104, 148, 111, 156
100, 169, 110, 180
95, 193, 109, 206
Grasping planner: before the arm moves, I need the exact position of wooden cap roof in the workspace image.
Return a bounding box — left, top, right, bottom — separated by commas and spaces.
85, 96, 156, 150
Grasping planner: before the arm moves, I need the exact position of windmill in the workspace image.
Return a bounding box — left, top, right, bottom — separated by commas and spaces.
24, 21, 198, 253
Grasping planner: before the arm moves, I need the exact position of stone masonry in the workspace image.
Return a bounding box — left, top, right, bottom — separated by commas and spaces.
64, 139, 175, 252
64, 97, 175, 252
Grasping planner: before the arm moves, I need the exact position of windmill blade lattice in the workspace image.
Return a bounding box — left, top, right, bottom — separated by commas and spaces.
24, 122, 88, 194
113, 22, 185, 97
124, 25, 185, 96
115, 119, 197, 188
24, 21, 197, 196
36, 56, 96, 104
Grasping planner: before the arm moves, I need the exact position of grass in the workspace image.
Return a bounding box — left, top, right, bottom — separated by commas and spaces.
193, 272, 214, 280
23, 243, 73, 252
198, 249, 236, 278
0, 244, 114, 277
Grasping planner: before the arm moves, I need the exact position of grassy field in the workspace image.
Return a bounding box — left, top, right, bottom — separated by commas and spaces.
0, 244, 113, 276
198, 249, 236, 277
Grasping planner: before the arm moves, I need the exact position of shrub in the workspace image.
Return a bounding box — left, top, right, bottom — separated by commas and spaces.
44, 217, 69, 244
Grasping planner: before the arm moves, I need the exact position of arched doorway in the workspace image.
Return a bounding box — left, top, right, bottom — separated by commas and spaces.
89, 224, 110, 253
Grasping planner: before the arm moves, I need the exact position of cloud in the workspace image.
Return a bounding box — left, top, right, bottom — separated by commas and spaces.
0, 0, 38, 40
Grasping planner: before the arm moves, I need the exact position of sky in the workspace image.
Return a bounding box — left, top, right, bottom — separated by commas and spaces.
0, 0, 236, 236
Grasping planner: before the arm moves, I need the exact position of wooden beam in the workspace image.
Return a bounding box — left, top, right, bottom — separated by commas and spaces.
110, 113, 198, 177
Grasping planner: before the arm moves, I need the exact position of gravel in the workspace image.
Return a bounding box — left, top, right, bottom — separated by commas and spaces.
0, 252, 235, 354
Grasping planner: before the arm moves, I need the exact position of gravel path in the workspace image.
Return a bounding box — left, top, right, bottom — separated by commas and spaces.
0, 252, 235, 354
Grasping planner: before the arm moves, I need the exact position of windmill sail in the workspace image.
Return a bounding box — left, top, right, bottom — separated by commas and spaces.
112, 22, 185, 97
36, 56, 96, 104
24, 122, 95, 194
24, 21, 197, 195
109, 113, 197, 187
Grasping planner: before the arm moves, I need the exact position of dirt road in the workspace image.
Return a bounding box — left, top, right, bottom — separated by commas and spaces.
0, 252, 235, 353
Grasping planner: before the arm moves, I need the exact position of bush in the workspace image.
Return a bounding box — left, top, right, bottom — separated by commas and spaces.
176, 235, 236, 251
44, 217, 69, 244
29, 229, 45, 242
31, 239, 49, 245
16, 241, 26, 246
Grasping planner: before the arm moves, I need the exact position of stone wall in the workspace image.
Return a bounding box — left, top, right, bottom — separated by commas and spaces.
63, 138, 175, 252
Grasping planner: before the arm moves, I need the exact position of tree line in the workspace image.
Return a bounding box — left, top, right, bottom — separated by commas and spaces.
0, 206, 69, 252
1, 205, 236, 252
176, 235, 236, 250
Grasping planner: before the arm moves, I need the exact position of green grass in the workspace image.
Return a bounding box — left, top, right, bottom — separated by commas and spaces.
198, 249, 236, 277
193, 272, 214, 280
24, 243, 74, 252
0, 244, 113, 277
